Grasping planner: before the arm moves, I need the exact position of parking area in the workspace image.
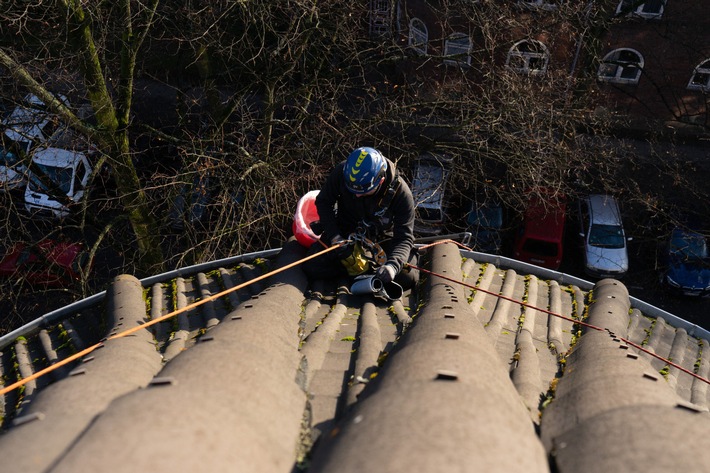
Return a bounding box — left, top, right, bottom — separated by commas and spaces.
563, 139, 710, 329
424, 138, 710, 330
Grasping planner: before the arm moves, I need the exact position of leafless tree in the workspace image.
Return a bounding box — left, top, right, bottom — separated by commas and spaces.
0, 0, 163, 272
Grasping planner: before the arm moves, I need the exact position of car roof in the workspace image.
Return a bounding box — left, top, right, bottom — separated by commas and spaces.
2, 95, 55, 143
31, 147, 86, 167
522, 194, 566, 241
586, 194, 622, 226
671, 226, 703, 237
3, 111, 49, 143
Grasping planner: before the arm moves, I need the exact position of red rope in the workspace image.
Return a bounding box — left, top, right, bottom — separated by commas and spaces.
409, 262, 710, 386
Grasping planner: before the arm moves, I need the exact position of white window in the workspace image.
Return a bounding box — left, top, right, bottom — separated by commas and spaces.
369, 0, 390, 38
598, 48, 644, 84
519, 0, 558, 11
443, 33, 471, 67
408, 18, 428, 56
616, 0, 665, 19
506, 40, 549, 75
688, 59, 710, 91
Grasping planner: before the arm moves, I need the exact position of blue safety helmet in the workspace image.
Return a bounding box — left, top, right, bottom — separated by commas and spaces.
343, 147, 388, 195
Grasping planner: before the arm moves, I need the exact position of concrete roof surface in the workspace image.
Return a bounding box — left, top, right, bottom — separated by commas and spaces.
0, 239, 709, 472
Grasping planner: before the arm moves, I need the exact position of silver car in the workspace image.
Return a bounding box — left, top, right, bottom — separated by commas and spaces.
411, 153, 452, 236
578, 194, 631, 278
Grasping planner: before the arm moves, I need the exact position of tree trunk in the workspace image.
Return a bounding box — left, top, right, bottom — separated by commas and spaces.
61, 0, 164, 274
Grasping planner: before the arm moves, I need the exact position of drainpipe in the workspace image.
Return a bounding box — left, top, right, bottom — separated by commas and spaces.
565, 0, 595, 106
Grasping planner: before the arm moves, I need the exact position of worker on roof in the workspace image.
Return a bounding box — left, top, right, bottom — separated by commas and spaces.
303, 146, 418, 289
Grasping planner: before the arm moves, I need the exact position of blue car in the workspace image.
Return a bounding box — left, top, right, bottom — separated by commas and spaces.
466, 199, 504, 254
663, 227, 710, 297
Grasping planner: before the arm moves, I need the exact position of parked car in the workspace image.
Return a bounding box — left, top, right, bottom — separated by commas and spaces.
0, 93, 68, 191
0, 239, 88, 287
577, 194, 630, 278
661, 226, 710, 297
466, 198, 504, 254
24, 146, 92, 218
411, 153, 452, 236
513, 190, 566, 270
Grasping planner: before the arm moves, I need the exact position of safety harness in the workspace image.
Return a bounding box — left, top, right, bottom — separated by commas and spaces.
339, 172, 403, 276
373, 172, 401, 222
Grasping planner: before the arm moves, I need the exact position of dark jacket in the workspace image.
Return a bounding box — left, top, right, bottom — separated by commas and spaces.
315, 158, 415, 273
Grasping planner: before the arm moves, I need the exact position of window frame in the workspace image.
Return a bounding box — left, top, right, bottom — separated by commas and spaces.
506, 39, 550, 76
408, 18, 428, 56
616, 0, 666, 19
687, 59, 710, 92
369, 0, 391, 38
443, 32, 471, 68
597, 48, 644, 84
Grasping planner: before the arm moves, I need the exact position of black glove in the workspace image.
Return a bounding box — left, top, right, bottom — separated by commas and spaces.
374, 263, 397, 284
331, 235, 352, 258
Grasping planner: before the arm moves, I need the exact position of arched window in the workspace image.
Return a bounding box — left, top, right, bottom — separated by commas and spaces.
616, 0, 665, 19
506, 40, 549, 75
598, 48, 644, 84
408, 18, 428, 56
443, 33, 471, 67
688, 59, 710, 91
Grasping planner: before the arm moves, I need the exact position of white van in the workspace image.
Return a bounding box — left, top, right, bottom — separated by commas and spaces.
0, 94, 67, 190
24, 147, 92, 218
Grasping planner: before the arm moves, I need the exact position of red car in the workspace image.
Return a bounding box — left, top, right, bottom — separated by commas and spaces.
0, 239, 88, 287
513, 190, 567, 270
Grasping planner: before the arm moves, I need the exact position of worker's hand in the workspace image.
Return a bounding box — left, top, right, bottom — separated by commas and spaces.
374, 263, 396, 284
331, 235, 352, 258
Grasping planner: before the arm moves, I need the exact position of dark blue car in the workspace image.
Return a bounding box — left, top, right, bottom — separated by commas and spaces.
663, 227, 710, 297
466, 199, 504, 254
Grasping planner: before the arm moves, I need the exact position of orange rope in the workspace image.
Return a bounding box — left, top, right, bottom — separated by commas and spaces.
0, 242, 345, 396
418, 238, 473, 252
5, 237, 706, 396
410, 263, 710, 387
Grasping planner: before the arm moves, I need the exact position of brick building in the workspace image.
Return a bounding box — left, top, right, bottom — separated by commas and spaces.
368, 0, 710, 131
598, 0, 710, 128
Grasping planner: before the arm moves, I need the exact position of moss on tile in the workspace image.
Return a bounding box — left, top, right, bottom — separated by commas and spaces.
641, 319, 657, 347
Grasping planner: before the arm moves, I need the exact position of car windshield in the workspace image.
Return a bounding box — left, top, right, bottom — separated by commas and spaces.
28, 163, 72, 194
588, 224, 625, 249
413, 162, 444, 206
468, 205, 502, 228
522, 238, 560, 258
417, 207, 444, 222
0, 136, 31, 166
671, 232, 708, 260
